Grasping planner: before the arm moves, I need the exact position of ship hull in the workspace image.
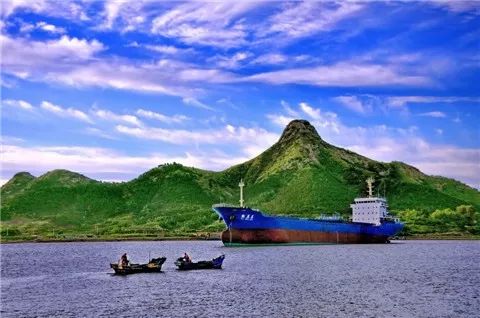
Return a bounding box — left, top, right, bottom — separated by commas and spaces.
213, 206, 403, 246
221, 228, 389, 245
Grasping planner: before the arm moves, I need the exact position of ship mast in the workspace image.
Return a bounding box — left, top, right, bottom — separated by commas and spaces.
366, 177, 374, 198
239, 179, 245, 208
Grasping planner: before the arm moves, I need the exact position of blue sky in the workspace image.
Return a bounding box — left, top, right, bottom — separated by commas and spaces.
1, 1, 479, 188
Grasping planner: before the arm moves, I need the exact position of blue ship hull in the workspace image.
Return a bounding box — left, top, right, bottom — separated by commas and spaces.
212, 206, 404, 246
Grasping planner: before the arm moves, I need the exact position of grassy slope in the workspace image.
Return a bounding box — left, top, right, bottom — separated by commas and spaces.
1, 120, 479, 240
1, 172, 36, 202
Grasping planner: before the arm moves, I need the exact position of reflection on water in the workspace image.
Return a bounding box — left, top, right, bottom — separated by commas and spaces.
1, 240, 479, 317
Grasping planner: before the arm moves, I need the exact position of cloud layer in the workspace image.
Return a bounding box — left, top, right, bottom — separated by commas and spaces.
1, 1, 479, 190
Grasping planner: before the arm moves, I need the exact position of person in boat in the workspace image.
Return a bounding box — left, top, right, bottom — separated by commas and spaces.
183, 252, 191, 263
119, 253, 129, 267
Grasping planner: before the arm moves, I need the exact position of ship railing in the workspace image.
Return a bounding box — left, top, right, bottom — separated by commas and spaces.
212, 203, 237, 208
315, 213, 344, 221
381, 216, 401, 223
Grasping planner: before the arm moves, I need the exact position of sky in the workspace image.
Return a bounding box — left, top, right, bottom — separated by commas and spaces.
1, 0, 479, 189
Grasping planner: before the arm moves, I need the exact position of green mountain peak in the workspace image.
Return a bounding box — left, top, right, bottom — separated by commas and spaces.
1, 171, 36, 201
12, 171, 36, 179
278, 119, 323, 146
37, 169, 94, 185
227, 120, 326, 183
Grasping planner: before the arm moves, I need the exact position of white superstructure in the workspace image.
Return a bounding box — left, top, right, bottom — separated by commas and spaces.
351, 177, 389, 225
351, 197, 388, 225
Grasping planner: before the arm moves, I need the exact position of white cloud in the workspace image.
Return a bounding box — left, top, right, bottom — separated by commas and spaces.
136, 109, 189, 124
36, 21, 65, 34
99, 0, 152, 31
50, 60, 194, 96
225, 124, 235, 134
2, 99, 33, 110
216, 98, 237, 109
0, 144, 206, 179
2, 34, 234, 97
0, 76, 17, 89
175, 65, 236, 83
419, 111, 447, 118
214, 51, 251, 69
1, 0, 48, 17
102, 0, 124, 29
281, 100, 300, 117
40, 101, 92, 123
123, 15, 146, 32
432, 1, 480, 15
18, 21, 35, 33
0, 143, 254, 182
93, 109, 141, 126
243, 62, 431, 87
1, 0, 90, 21
14, 20, 67, 37
115, 124, 278, 158
300, 103, 340, 134
84, 127, 117, 140
126, 41, 140, 47
330, 94, 478, 115
1, 34, 105, 80
0, 144, 136, 175
386, 96, 480, 108
266, 114, 296, 127
151, 2, 261, 48
182, 97, 214, 111
259, 2, 364, 42
333, 95, 370, 114
251, 53, 287, 65
40, 101, 62, 112
145, 45, 178, 54
0, 135, 25, 144
300, 102, 321, 120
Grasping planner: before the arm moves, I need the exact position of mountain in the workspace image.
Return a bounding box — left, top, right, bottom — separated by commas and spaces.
225, 120, 478, 214
1, 172, 36, 202
1, 120, 479, 240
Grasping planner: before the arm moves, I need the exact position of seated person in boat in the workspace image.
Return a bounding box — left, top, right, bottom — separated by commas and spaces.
183, 252, 191, 263
119, 253, 129, 267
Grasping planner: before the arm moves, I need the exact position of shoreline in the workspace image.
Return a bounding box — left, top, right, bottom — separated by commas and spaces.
2, 234, 479, 244
406, 234, 480, 240
0, 236, 222, 244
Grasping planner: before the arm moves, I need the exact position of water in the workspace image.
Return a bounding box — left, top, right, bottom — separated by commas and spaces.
1, 240, 479, 317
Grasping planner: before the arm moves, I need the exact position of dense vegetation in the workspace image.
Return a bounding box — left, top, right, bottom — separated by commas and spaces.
397, 205, 478, 236
1, 120, 479, 241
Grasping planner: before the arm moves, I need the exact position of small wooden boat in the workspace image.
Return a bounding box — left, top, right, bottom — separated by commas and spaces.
110, 257, 166, 275
174, 254, 225, 270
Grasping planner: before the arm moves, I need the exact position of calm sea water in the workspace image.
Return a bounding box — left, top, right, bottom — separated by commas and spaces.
1, 240, 479, 317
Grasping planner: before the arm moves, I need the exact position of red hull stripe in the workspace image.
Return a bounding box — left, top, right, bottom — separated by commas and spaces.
222, 229, 388, 244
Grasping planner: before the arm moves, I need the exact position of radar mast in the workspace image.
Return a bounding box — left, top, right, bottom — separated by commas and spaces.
366, 177, 374, 198
239, 179, 245, 208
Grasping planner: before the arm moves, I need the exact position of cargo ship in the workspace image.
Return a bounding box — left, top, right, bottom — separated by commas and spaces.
212, 178, 404, 246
